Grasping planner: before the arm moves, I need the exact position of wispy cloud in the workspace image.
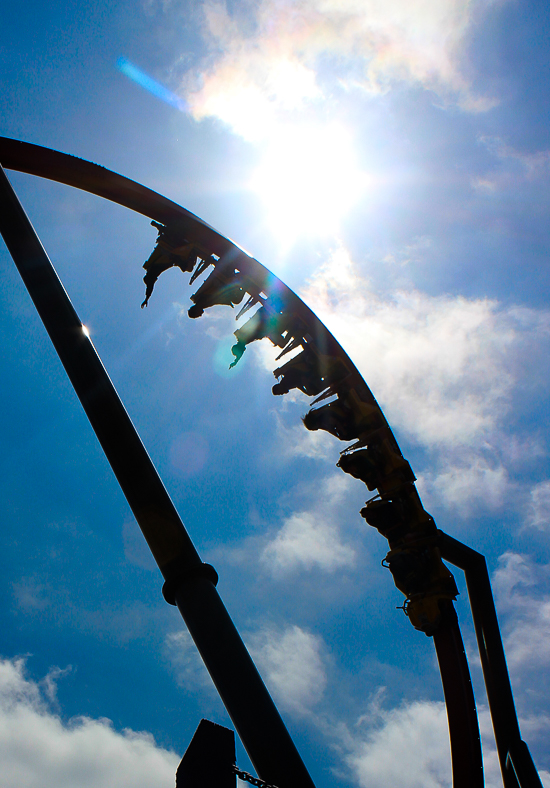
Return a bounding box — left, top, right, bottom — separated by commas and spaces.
302, 246, 516, 449
0, 658, 178, 788
473, 136, 550, 192
183, 0, 496, 141
480, 136, 550, 177
11, 576, 168, 646
162, 622, 329, 718
262, 510, 356, 573
247, 624, 327, 716
12, 576, 50, 612
524, 480, 550, 531
260, 474, 357, 575
299, 244, 550, 513
492, 552, 550, 673
163, 629, 218, 695
122, 519, 157, 571
488, 552, 550, 766
39, 665, 73, 709
417, 460, 509, 516
212, 470, 359, 577
273, 415, 342, 461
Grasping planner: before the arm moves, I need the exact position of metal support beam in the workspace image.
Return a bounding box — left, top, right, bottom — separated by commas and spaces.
438, 530, 543, 788
0, 163, 316, 788
433, 604, 483, 787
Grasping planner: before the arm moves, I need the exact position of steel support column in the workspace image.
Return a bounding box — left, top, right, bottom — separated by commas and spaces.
438, 530, 543, 788
0, 163, 316, 788
433, 604, 483, 787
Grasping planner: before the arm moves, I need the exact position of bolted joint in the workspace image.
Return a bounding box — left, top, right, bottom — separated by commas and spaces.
162, 561, 219, 606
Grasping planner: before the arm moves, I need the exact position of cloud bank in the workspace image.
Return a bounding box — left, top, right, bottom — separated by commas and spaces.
3, 643, 547, 788
344, 698, 550, 788
346, 700, 452, 788
184, 0, 496, 140
302, 246, 517, 448
493, 552, 550, 675
298, 245, 550, 514
0, 658, 178, 788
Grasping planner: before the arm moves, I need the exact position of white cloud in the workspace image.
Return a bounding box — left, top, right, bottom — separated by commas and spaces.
260, 474, 357, 574
341, 698, 550, 788
417, 459, 509, 517
492, 552, 550, 673
346, 701, 452, 788
525, 480, 550, 530
163, 624, 328, 717
280, 421, 342, 461
184, 0, 496, 141
210, 472, 359, 578
163, 629, 217, 693
302, 246, 517, 449
261, 511, 356, 573
475, 136, 550, 191
161, 604, 550, 785
298, 245, 550, 512
5, 646, 546, 788
247, 625, 327, 715
0, 657, 179, 788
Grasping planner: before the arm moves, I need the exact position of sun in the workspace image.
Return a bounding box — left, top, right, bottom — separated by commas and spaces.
249, 123, 366, 244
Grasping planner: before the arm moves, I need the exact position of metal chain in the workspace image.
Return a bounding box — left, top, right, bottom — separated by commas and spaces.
233, 765, 279, 788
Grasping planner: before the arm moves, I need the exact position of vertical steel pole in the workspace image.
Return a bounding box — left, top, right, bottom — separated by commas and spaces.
432, 604, 483, 788
0, 164, 316, 788
438, 530, 543, 788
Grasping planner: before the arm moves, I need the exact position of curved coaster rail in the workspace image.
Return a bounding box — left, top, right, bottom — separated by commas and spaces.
0, 136, 543, 788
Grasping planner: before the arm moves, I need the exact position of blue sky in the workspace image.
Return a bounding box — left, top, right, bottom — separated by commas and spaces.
1, 0, 550, 786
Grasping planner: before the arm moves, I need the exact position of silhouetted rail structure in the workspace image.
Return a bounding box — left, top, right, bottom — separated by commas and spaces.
0, 136, 543, 788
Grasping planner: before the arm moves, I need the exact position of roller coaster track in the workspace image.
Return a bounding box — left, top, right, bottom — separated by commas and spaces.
0, 137, 543, 788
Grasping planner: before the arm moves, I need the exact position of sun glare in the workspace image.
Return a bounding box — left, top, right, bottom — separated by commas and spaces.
249, 124, 366, 243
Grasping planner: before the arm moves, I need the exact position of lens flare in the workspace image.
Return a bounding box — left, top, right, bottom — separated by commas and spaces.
117, 57, 188, 112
